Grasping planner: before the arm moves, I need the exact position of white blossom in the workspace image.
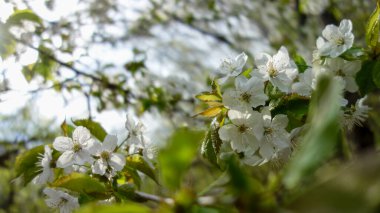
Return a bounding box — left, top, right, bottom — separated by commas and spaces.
239, 148, 264, 166
325, 58, 361, 93
53, 126, 96, 168
92, 135, 126, 177
316, 19, 354, 58
344, 96, 371, 130
33, 145, 54, 184
125, 114, 144, 146
301, 0, 329, 15
218, 110, 262, 153
255, 46, 298, 93
222, 76, 267, 112
43, 188, 79, 213
256, 108, 291, 162
292, 68, 315, 97
213, 52, 248, 84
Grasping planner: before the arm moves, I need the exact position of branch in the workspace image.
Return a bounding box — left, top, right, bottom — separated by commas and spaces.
11, 35, 130, 95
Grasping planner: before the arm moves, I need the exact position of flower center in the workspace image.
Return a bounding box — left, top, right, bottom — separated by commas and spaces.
264, 127, 273, 135
100, 151, 110, 160
336, 69, 345, 77
268, 62, 278, 77
57, 197, 68, 208
238, 124, 249, 133
336, 37, 345, 46
240, 92, 251, 103
73, 143, 82, 152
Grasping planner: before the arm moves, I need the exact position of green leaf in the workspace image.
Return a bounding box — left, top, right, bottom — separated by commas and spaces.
158, 128, 204, 190
195, 92, 222, 102
114, 183, 139, 201
283, 74, 341, 188
201, 126, 222, 168
289, 153, 380, 213
60, 119, 75, 137
77, 202, 150, 213
126, 155, 157, 183
124, 61, 145, 75
6, 10, 42, 27
293, 54, 309, 73
52, 173, 107, 198
72, 119, 107, 142
340, 47, 368, 61
121, 166, 142, 188
366, 1, 380, 49
0, 23, 16, 58
211, 80, 222, 97
371, 61, 380, 88
14, 145, 45, 185
355, 60, 379, 94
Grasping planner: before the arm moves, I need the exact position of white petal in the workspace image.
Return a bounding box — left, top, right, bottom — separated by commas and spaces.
109, 153, 126, 171
56, 151, 75, 168
344, 77, 359, 93
73, 126, 91, 144
218, 125, 234, 141
272, 114, 289, 129
53, 137, 73, 152
75, 151, 93, 165
339, 19, 352, 33
92, 159, 107, 175
259, 140, 275, 160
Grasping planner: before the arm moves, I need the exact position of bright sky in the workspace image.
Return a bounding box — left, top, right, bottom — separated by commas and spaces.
0, 0, 270, 145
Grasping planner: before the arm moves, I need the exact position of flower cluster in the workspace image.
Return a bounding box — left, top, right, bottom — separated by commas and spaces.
32, 115, 153, 213
201, 19, 370, 166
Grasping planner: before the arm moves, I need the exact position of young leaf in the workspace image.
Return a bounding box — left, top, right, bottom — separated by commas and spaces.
194, 106, 223, 118
340, 47, 368, 61
195, 92, 222, 102
366, 1, 380, 49
122, 165, 142, 189
72, 119, 107, 142
6, 9, 42, 27
293, 54, 309, 73
201, 126, 222, 168
52, 173, 107, 198
283, 74, 341, 189
126, 155, 157, 183
60, 119, 75, 137
14, 145, 45, 185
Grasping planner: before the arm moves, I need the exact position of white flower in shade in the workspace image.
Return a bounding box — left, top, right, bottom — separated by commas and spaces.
64, 165, 88, 174
292, 68, 315, 97
344, 96, 371, 130
33, 145, 54, 184
239, 148, 264, 166
125, 114, 144, 146
214, 52, 248, 84
218, 110, 262, 152
53, 126, 96, 168
43, 188, 79, 213
257, 108, 290, 162
222, 76, 267, 112
301, 0, 329, 15
92, 135, 126, 177
316, 19, 354, 58
325, 58, 361, 93
255, 46, 298, 93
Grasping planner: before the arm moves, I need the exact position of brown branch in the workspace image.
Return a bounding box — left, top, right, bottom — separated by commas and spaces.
11, 35, 130, 95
